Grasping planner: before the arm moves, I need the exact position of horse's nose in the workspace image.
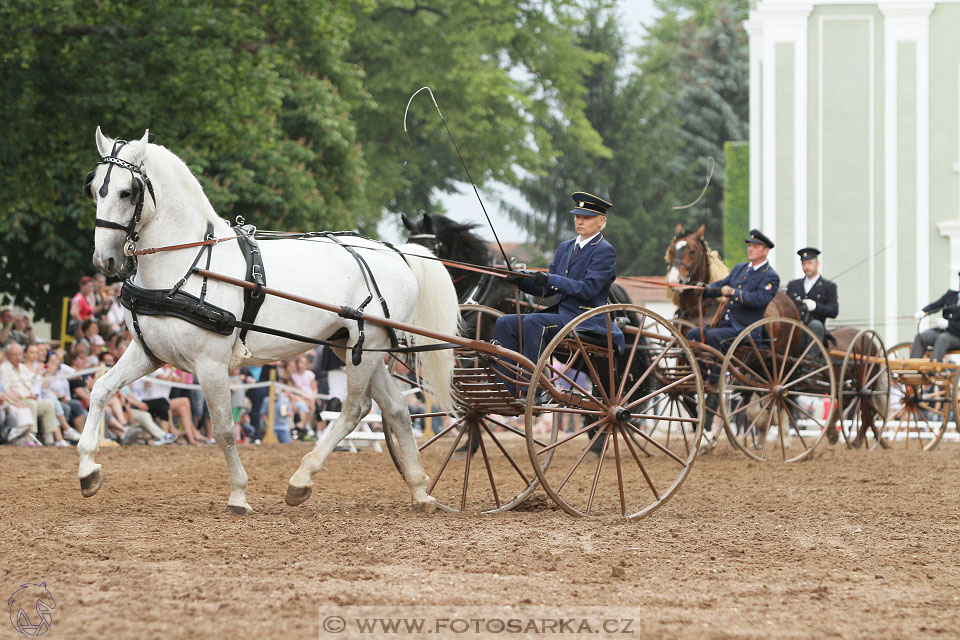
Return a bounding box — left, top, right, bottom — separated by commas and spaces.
106, 256, 116, 275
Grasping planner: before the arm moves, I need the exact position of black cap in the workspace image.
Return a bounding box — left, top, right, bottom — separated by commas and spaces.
797, 247, 821, 261
570, 191, 612, 217
745, 229, 774, 249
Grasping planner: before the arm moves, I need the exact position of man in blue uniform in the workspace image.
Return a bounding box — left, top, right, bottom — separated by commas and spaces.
493, 191, 623, 395
686, 229, 780, 370
785, 247, 838, 345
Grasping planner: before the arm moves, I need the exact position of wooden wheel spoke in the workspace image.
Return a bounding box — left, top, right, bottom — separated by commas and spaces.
418, 416, 466, 452
612, 428, 626, 517
427, 425, 468, 495
783, 395, 827, 430
620, 337, 679, 405
537, 416, 611, 456
623, 420, 687, 465
619, 423, 661, 501
727, 392, 773, 418
571, 332, 612, 405
615, 319, 647, 400
480, 420, 532, 486
474, 429, 500, 509
780, 364, 831, 390
541, 361, 604, 408
746, 333, 775, 381
585, 430, 611, 515
624, 373, 696, 411
776, 323, 796, 382
782, 402, 812, 451
555, 427, 608, 493
460, 426, 476, 510
781, 340, 817, 386
482, 414, 549, 448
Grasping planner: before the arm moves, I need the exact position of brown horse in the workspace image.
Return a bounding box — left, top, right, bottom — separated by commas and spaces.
664, 224, 730, 325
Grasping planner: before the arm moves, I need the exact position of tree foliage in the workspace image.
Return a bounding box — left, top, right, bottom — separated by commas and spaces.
0, 0, 610, 323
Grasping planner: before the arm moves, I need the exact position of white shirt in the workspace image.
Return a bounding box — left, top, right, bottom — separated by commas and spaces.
803, 274, 820, 294
751, 260, 768, 271
575, 232, 601, 250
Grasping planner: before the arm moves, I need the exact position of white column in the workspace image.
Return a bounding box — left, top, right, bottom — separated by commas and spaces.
746, 17, 763, 231
880, 2, 933, 341
937, 221, 960, 290
752, 1, 812, 276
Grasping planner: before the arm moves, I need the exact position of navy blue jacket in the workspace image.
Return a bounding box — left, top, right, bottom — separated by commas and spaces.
786, 275, 838, 324
923, 290, 960, 338
518, 233, 621, 338
704, 261, 780, 332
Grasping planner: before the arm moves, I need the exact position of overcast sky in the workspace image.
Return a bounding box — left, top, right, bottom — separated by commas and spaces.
380, 0, 659, 245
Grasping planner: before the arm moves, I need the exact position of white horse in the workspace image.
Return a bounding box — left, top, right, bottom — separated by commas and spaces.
78, 127, 459, 514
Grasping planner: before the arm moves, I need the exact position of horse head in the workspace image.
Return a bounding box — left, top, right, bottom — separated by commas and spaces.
401, 213, 441, 254
665, 223, 709, 287
85, 127, 155, 277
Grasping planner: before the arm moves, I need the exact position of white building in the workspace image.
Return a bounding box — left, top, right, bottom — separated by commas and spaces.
748, 0, 960, 343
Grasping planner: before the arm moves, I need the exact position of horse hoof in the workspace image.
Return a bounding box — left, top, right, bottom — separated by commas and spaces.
412, 500, 437, 514
224, 504, 250, 516
284, 485, 312, 506
80, 469, 103, 498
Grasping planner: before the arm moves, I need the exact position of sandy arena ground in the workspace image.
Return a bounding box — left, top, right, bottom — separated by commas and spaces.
1, 439, 959, 639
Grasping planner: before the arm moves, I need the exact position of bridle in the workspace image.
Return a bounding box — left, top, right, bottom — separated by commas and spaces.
83, 139, 156, 260
405, 232, 442, 255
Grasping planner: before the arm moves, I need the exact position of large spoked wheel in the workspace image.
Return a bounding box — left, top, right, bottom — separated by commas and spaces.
718, 317, 836, 462
524, 304, 704, 518
383, 304, 541, 513
883, 342, 953, 451
838, 329, 891, 450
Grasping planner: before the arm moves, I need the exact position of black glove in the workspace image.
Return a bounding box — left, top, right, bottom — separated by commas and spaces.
531, 271, 549, 288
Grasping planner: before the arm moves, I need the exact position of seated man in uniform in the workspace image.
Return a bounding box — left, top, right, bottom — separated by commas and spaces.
785, 247, 838, 345
493, 191, 623, 396
685, 229, 780, 382
912, 272, 960, 362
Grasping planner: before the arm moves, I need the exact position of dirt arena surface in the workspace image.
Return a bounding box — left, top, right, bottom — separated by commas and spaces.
2, 440, 959, 640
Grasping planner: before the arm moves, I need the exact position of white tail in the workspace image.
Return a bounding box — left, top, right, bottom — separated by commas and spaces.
401, 243, 461, 410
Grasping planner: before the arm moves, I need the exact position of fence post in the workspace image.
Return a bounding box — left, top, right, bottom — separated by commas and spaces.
262, 367, 278, 443
60, 297, 74, 348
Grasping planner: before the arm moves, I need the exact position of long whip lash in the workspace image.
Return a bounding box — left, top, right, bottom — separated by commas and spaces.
403, 86, 514, 271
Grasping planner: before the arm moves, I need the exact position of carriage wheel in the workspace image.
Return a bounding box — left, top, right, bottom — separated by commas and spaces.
717, 317, 836, 463
884, 341, 952, 451
383, 304, 540, 513
524, 304, 704, 518
837, 330, 891, 450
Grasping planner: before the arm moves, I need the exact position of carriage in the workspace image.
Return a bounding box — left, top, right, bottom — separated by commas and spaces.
78, 128, 707, 520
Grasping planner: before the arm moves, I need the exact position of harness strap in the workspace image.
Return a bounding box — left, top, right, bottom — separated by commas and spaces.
233, 225, 267, 343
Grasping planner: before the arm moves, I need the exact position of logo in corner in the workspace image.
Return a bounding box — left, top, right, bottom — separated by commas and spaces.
8, 582, 56, 636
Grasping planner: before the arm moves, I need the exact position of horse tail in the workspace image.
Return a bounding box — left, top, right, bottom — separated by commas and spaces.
400, 243, 460, 411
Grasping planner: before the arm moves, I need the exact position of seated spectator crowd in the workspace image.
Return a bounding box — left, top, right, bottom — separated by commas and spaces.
1, 275, 366, 448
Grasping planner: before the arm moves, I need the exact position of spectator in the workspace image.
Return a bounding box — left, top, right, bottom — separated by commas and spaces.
0, 342, 65, 446
261, 390, 293, 443
1, 377, 38, 446
46, 349, 86, 440
116, 386, 177, 445
3, 311, 36, 347
0, 309, 13, 348
131, 369, 203, 444
105, 282, 125, 333
69, 276, 97, 336
78, 319, 106, 351
92, 273, 112, 321
152, 365, 205, 444
229, 367, 254, 443
244, 363, 276, 442
66, 350, 93, 409
23, 344, 79, 445
290, 354, 319, 430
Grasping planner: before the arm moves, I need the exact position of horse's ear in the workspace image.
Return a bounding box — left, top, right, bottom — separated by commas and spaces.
401, 214, 414, 231
695, 224, 705, 238
674, 223, 685, 236
422, 214, 434, 234
127, 129, 149, 161
95, 126, 112, 157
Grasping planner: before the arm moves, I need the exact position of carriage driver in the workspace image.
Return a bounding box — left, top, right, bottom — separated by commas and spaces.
785, 247, 838, 345
911, 272, 960, 361
493, 191, 623, 395
685, 229, 780, 380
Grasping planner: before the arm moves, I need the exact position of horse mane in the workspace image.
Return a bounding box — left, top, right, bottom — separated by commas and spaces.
430, 215, 494, 264
143, 142, 222, 226
704, 239, 730, 282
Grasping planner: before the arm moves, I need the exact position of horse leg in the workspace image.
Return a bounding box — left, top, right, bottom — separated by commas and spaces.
285, 359, 376, 506
77, 342, 157, 497
369, 363, 436, 512
195, 365, 252, 514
